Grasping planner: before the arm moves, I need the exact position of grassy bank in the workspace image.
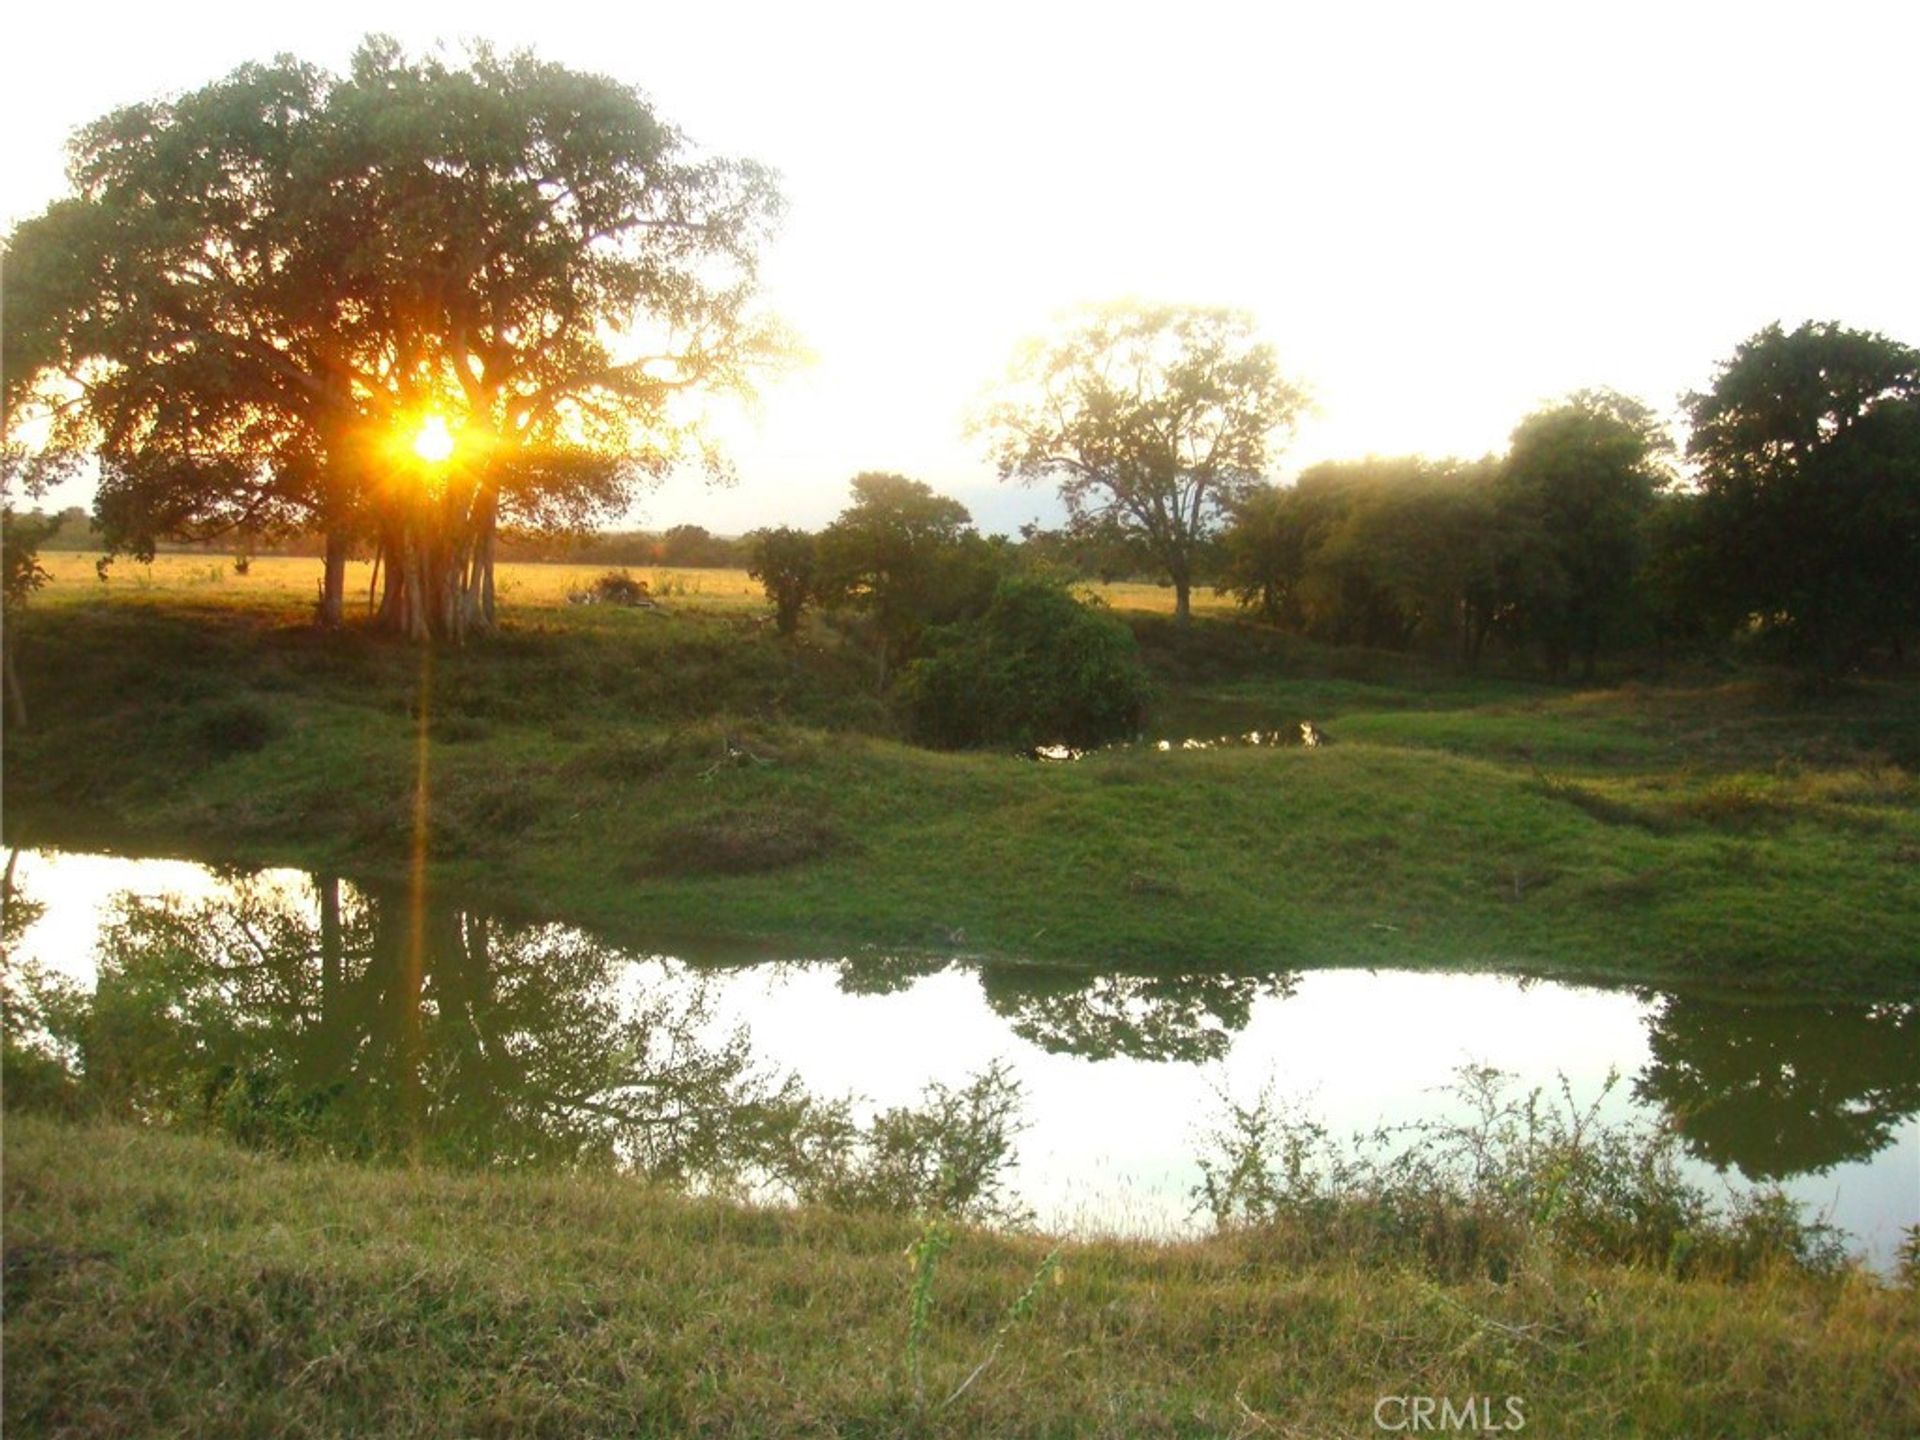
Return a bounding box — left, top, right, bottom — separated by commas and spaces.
5, 561, 1919, 996
6, 1116, 1915, 1438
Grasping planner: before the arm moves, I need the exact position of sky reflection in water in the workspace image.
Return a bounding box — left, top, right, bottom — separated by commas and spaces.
8, 850, 1916, 1266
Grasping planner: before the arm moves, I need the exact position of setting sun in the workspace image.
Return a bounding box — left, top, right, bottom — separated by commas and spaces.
412, 415, 455, 464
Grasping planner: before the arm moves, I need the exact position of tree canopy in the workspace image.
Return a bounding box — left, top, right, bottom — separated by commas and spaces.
1680, 321, 1920, 669
1500, 390, 1672, 678
814, 472, 999, 684
978, 303, 1307, 623
2, 37, 785, 640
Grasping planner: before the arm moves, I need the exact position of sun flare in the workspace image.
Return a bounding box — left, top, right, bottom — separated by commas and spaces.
412, 415, 455, 464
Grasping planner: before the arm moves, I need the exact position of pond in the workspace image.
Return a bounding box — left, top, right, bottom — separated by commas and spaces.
6, 849, 1916, 1266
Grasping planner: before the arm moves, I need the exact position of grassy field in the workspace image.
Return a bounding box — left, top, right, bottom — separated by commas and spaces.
39, 552, 1242, 617
38, 551, 770, 612
6, 556, 1919, 996
6, 1116, 1915, 1439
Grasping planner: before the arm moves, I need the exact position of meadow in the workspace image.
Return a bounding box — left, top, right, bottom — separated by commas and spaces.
6, 553, 1918, 997
8, 554, 1920, 1437
6, 1116, 1916, 1439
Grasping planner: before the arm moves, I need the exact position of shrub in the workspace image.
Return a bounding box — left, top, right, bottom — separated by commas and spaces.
590, 570, 652, 606
900, 577, 1151, 749
192, 697, 282, 755
1194, 1065, 1847, 1281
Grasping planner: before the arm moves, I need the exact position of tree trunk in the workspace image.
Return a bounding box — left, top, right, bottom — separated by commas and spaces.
318, 873, 343, 1024
3, 643, 26, 731
318, 532, 350, 628
1173, 575, 1192, 625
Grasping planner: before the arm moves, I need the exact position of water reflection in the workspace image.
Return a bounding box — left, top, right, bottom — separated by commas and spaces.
22, 875, 788, 1177
978, 965, 1298, 1063
1636, 993, 1920, 1180
6, 851, 1916, 1258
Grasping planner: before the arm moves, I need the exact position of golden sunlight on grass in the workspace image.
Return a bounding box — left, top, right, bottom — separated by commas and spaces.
34, 554, 1240, 619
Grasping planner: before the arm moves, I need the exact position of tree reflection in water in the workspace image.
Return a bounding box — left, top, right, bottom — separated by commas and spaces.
34, 875, 798, 1177
9, 873, 1031, 1221
1634, 992, 1920, 1180
977, 964, 1298, 1064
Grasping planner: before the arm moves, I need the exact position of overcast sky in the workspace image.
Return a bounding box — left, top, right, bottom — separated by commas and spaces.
6, 1, 1917, 535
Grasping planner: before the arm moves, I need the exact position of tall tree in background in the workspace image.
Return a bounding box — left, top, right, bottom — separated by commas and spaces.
1500, 390, 1671, 679
1682, 322, 1920, 670
1, 37, 785, 640
979, 303, 1307, 623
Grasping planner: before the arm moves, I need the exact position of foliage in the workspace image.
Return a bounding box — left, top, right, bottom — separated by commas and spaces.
814, 473, 1002, 683
777, 1063, 1030, 1225
588, 570, 653, 606
2, 508, 58, 610
1498, 390, 1672, 678
1680, 321, 1920, 671
979, 302, 1307, 622
2, 449, 68, 721
2, 37, 785, 639
1194, 1065, 1849, 1280
1234, 457, 1508, 656
746, 526, 818, 635
1216, 393, 1669, 677
899, 578, 1150, 749
1214, 484, 1310, 624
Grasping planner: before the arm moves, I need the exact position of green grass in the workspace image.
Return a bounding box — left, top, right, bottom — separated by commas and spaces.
6, 1116, 1916, 1438
5, 576, 1919, 997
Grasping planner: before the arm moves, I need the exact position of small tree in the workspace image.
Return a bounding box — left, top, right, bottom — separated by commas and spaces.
1, 446, 75, 728
978, 303, 1308, 623
1216, 485, 1310, 626
815, 473, 999, 685
2, 508, 57, 727
747, 526, 818, 636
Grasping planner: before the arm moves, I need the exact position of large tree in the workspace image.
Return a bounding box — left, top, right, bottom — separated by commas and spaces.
1682, 321, 1920, 670
2, 37, 784, 640
978, 303, 1307, 623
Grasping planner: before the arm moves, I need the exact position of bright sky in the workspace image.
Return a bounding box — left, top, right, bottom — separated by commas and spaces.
6, 1, 1917, 536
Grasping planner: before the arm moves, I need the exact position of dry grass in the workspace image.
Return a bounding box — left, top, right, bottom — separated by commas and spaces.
41, 554, 1237, 619
38, 553, 766, 613
6, 1116, 1916, 1439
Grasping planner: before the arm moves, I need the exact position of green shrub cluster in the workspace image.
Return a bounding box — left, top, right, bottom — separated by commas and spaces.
901, 578, 1151, 749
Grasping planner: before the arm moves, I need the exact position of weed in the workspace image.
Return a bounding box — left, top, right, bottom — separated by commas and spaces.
904, 1217, 951, 1408
1194, 1065, 1847, 1282
901, 1214, 1062, 1418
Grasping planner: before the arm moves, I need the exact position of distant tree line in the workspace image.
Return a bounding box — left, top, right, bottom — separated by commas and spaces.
1215, 390, 1670, 679
1207, 321, 1920, 679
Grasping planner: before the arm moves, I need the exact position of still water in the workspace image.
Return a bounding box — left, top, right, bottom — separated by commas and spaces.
6, 850, 1916, 1264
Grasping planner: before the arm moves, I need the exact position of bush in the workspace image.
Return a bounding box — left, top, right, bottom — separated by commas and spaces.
192, 697, 283, 755
900, 578, 1151, 749
590, 570, 652, 606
